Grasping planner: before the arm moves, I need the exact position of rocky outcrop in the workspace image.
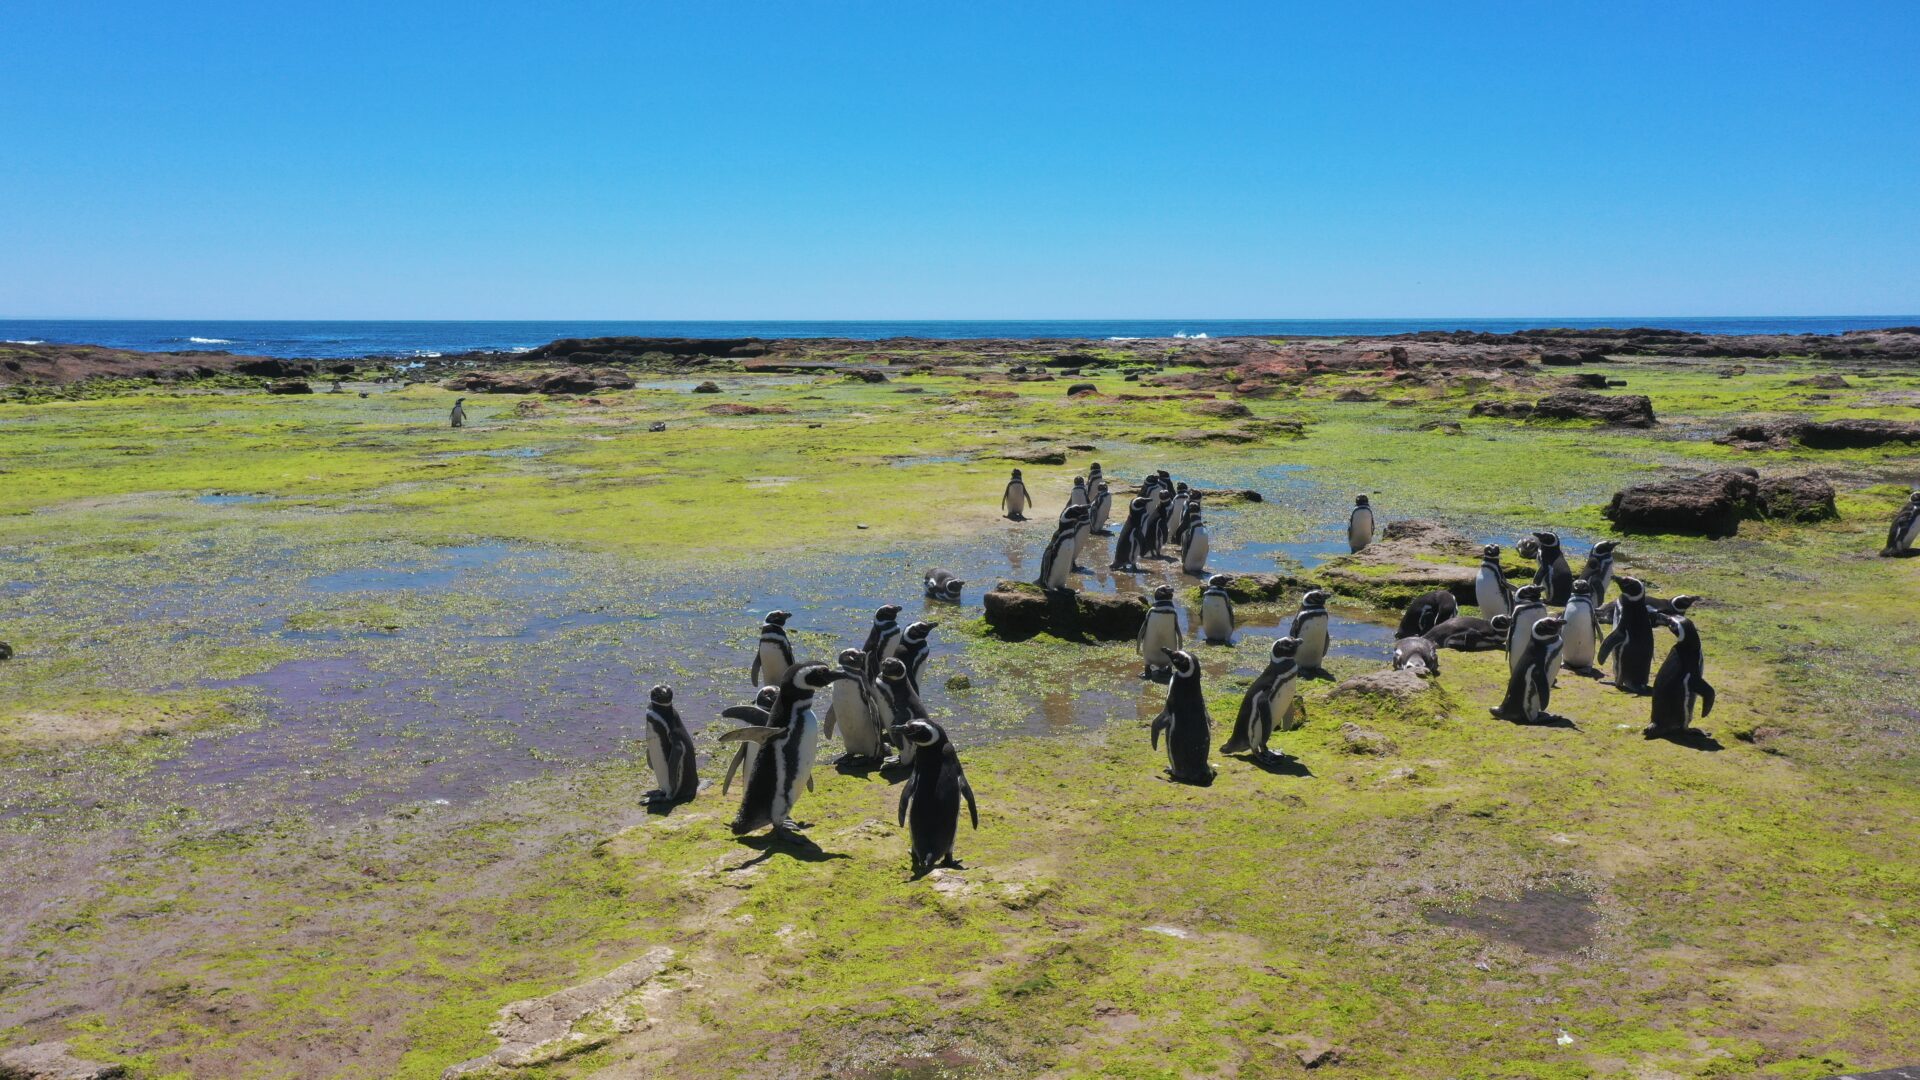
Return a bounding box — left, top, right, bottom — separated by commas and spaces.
444, 368, 635, 395
1066, 383, 1098, 396
1717, 418, 1920, 450
1190, 399, 1252, 418
266, 379, 312, 395
1757, 474, 1838, 522
1316, 520, 1529, 608
982, 581, 1146, 642
1470, 390, 1656, 427
443, 947, 676, 1078
999, 447, 1067, 465
1603, 467, 1835, 535
1329, 670, 1433, 701
0, 1041, 125, 1079
1211, 572, 1307, 604
1337, 722, 1398, 755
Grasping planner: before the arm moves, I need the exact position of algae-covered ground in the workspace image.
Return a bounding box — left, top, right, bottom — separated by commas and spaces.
1, 356, 1917, 1079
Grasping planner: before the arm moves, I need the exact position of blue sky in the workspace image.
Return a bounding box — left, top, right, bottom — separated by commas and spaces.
2, 1, 1916, 318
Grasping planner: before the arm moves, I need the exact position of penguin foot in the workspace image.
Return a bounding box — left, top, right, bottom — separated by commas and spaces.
641, 790, 668, 805
1093, 529, 1114, 537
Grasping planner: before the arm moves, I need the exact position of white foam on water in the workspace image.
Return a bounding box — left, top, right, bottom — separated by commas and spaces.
188, 336, 233, 344
4, 339, 45, 344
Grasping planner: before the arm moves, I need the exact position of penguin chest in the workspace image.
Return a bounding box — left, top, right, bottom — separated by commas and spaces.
1183, 528, 1210, 570
1476, 569, 1508, 616
1270, 678, 1301, 732
645, 727, 671, 789
759, 641, 789, 681
1561, 606, 1596, 663
831, 685, 879, 754
1349, 510, 1374, 551
1141, 615, 1181, 661
1201, 596, 1232, 638
1297, 617, 1329, 664
773, 712, 819, 820
1903, 514, 1920, 550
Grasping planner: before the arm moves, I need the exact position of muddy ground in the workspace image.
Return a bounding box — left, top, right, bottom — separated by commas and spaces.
0, 344, 1917, 1079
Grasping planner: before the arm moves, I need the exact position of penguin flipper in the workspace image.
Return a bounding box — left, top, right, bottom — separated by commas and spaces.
897, 773, 917, 827
807, 772, 814, 793
720, 705, 771, 724
1596, 625, 1622, 665
957, 760, 979, 830
822, 701, 838, 739
722, 744, 747, 795
749, 655, 762, 685
718, 726, 781, 744
666, 742, 692, 799
1149, 709, 1171, 750
1694, 676, 1716, 717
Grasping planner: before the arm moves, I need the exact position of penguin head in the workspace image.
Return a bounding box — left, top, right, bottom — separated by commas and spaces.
1176, 482, 1190, 493
879, 657, 909, 682
455, 396, 466, 404
1516, 584, 1544, 601
1910, 491, 1920, 505
1659, 613, 1693, 639
1158, 470, 1171, 480
648, 685, 673, 706
876, 604, 903, 622
905, 620, 938, 642
1270, 636, 1299, 661
1489, 614, 1512, 632
1207, 574, 1231, 588
1532, 531, 1561, 550
941, 578, 965, 597
1301, 589, 1329, 609
1073, 477, 1086, 488
1616, 576, 1646, 599
836, 647, 865, 669
1591, 540, 1618, 557
1515, 536, 1539, 558
1010, 469, 1023, 478
890, 718, 945, 748
1152, 585, 1175, 603
1571, 579, 1593, 597
791, 663, 848, 692
1355, 494, 1369, 507
1090, 461, 1102, 472
1130, 497, 1149, 512
755, 686, 779, 708
1167, 650, 1199, 679
1532, 616, 1566, 640
1671, 594, 1699, 612
765, 610, 793, 627
1482, 543, 1501, 559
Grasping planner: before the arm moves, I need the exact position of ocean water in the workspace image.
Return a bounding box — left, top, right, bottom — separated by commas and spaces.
1, 317, 1913, 361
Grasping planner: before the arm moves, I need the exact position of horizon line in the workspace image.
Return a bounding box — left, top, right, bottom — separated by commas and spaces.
5, 314, 1917, 324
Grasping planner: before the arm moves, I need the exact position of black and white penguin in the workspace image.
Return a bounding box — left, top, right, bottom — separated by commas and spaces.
1068, 476, 1090, 509
1089, 480, 1114, 536
924, 569, 965, 602
719, 685, 780, 795
1559, 579, 1604, 678
1579, 540, 1619, 602
724, 662, 850, 839
862, 604, 903, 677
1109, 497, 1150, 573
1086, 462, 1104, 496
1166, 483, 1191, 546
1475, 543, 1516, 619
1150, 650, 1215, 784
823, 648, 889, 761
749, 611, 795, 686
1066, 493, 1095, 571
1647, 612, 1715, 738
1347, 495, 1375, 553
1199, 574, 1235, 645
1002, 469, 1031, 521
896, 620, 938, 692
892, 718, 979, 877
1596, 575, 1656, 694
449, 397, 467, 429
1172, 496, 1204, 548
1422, 615, 1505, 651
1137, 584, 1183, 680
1037, 505, 1088, 591
1647, 593, 1700, 619
640, 685, 699, 805
1223, 637, 1300, 761
1396, 588, 1458, 639
1392, 635, 1441, 677
1289, 589, 1333, 680
875, 657, 927, 767
1180, 513, 1210, 576
1491, 615, 1566, 724
1529, 532, 1574, 605
1141, 474, 1170, 557
1884, 492, 1920, 556
1503, 585, 1548, 676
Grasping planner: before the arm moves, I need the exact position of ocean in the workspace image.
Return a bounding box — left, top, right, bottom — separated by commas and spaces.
1, 317, 1914, 361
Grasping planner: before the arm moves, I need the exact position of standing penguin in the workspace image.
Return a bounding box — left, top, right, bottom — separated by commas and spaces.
1289, 589, 1333, 680
449, 397, 467, 429
1172, 496, 1204, 547
874, 657, 927, 767
720, 686, 779, 795
1647, 612, 1716, 738
1037, 506, 1088, 590
1066, 496, 1095, 571
1559, 579, 1604, 678
1110, 497, 1150, 573
1529, 532, 1575, 605
1180, 512, 1210, 576
823, 648, 889, 762
640, 685, 699, 805
1597, 575, 1656, 694
1086, 462, 1104, 497
1883, 491, 1920, 556
1396, 589, 1458, 638
1067, 476, 1090, 508
1347, 495, 1375, 553
1150, 650, 1215, 784
896, 620, 938, 692
923, 569, 965, 602
1503, 585, 1548, 676
1089, 480, 1114, 536
1223, 637, 1300, 761
1491, 616, 1567, 724
893, 718, 979, 877
1166, 483, 1191, 544
1140, 474, 1170, 557
1137, 584, 1183, 680
1475, 544, 1516, 619
724, 662, 850, 840
749, 611, 795, 686
1001, 469, 1031, 521
863, 604, 903, 677
1199, 574, 1236, 644
1579, 540, 1619, 602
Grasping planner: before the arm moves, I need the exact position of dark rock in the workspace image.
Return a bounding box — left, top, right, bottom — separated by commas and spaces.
1530, 390, 1656, 427
1330, 670, 1432, 701
1758, 474, 1838, 522
1334, 388, 1379, 402
1066, 442, 1097, 451
1145, 428, 1261, 446
328, 362, 356, 375
843, 369, 889, 383
1718, 418, 1920, 451
1000, 447, 1067, 465
1467, 399, 1534, 419
266, 380, 312, 395
1066, 383, 1099, 396
1214, 572, 1305, 604
531, 367, 635, 394
1603, 468, 1762, 537
1787, 373, 1849, 389
1188, 487, 1264, 503
1190, 399, 1252, 418
1565, 372, 1610, 389
1538, 351, 1583, 366
981, 581, 1146, 642
236, 358, 315, 378
0, 641, 12, 661
692, 381, 721, 394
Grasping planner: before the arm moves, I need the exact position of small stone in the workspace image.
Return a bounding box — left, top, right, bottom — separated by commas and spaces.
647, 421, 667, 432
1338, 722, 1398, 756
691, 381, 721, 393
945, 674, 972, 691
855, 523, 869, 530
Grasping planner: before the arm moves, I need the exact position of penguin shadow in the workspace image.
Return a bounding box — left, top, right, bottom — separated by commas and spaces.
1160, 769, 1218, 788
907, 858, 967, 883
1643, 727, 1724, 751
1234, 753, 1313, 778
1499, 712, 1581, 730
728, 831, 852, 869
832, 756, 888, 780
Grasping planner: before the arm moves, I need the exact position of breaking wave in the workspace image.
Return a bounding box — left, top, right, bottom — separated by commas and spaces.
188, 336, 233, 344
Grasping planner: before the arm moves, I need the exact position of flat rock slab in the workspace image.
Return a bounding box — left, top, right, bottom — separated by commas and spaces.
1603, 468, 1837, 536
1718, 417, 1920, 450
1316, 520, 1530, 608
442, 947, 675, 1077
0, 1041, 125, 1080
1328, 669, 1433, 701
982, 581, 1144, 642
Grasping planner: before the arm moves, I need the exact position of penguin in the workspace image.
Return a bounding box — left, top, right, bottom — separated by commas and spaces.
862, 604, 903, 677
1223, 637, 1301, 761
1491, 616, 1566, 724
1199, 574, 1235, 645
1150, 650, 1215, 784
924, 569, 965, 602
875, 657, 927, 767
1150, 470, 1177, 554
640, 685, 699, 805
1087, 462, 1104, 493
1647, 612, 1716, 738
1503, 585, 1547, 676
1066, 494, 1095, 571
1529, 532, 1574, 605
896, 620, 938, 692
892, 718, 979, 877
1392, 635, 1441, 677
1347, 495, 1375, 553
1089, 480, 1114, 536
1171, 496, 1204, 547
1180, 513, 1210, 576
1475, 544, 1516, 619
749, 611, 795, 686
823, 648, 889, 761
1166, 483, 1191, 546
1422, 615, 1505, 651
449, 397, 467, 429
1596, 575, 1656, 694
724, 662, 851, 840
719, 686, 779, 796
1559, 579, 1604, 678
1140, 475, 1169, 557
1136, 584, 1183, 680
1289, 589, 1333, 680
1579, 540, 1619, 602
1396, 588, 1458, 638
1883, 491, 1920, 556
1647, 593, 1701, 619
1001, 469, 1031, 521
1037, 506, 1088, 591
1109, 497, 1150, 573
1068, 476, 1090, 508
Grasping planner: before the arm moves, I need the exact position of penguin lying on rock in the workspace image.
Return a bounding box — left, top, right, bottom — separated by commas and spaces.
893, 719, 979, 878
1392, 636, 1441, 677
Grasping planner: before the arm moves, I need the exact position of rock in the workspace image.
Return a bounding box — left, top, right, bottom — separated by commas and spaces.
532, 367, 634, 394
647, 421, 667, 432
1144, 428, 1261, 446
0, 642, 12, 661
703, 403, 769, 416
1317, 519, 1509, 607
1565, 372, 1610, 389
443, 947, 675, 1078
1000, 447, 1067, 465
235, 358, 315, 378
1284, 1035, 1343, 1069
1420, 420, 1464, 435
265, 379, 312, 395
981, 581, 1146, 642
1787, 373, 1849, 388
1538, 351, 1583, 366
1338, 722, 1397, 756
692, 381, 721, 393
1215, 572, 1305, 604
1066, 442, 1098, 451
842, 369, 889, 383
1066, 383, 1099, 396
1190, 399, 1252, 418
1077, 592, 1152, 640
1470, 390, 1656, 427
981, 582, 1050, 637
513, 399, 543, 417
945, 674, 972, 691
1757, 474, 1838, 522
1329, 669, 1432, 701
1189, 487, 1264, 503
0, 1041, 125, 1079
1334, 388, 1379, 402
1602, 468, 1761, 537
1718, 418, 1920, 450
